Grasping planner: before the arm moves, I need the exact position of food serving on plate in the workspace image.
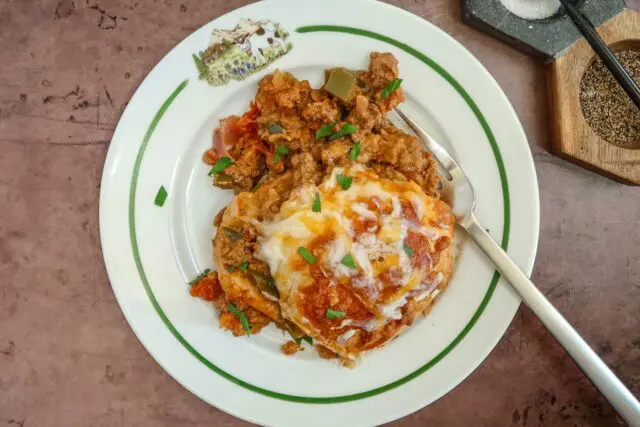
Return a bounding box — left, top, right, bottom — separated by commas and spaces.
190, 52, 455, 365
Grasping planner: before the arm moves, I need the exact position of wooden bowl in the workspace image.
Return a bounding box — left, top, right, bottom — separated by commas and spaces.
547, 9, 640, 185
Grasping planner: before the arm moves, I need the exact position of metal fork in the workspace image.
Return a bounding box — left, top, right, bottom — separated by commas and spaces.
394, 107, 640, 427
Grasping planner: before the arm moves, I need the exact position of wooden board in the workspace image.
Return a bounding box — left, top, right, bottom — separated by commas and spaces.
546, 9, 640, 185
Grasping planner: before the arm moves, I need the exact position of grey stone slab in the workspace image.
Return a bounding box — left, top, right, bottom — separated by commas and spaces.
462, 0, 626, 61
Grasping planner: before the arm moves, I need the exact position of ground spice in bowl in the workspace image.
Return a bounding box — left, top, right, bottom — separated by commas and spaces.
579, 49, 640, 149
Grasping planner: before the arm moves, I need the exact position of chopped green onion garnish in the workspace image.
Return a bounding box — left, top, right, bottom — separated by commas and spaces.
315, 122, 337, 139
288, 328, 303, 345
336, 174, 352, 190
341, 254, 356, 269
225, 265, 236, 273
222, 227, 243, 241
239, 262, 249, 272
154, 186, 168, 207
312, 193, 321, 213
297, 247, 316, 265
208, 156, 233, 176
403, 243, 414, 256
273, 144, 290, 164
267, 122, 285, 134
380, 78, 403, 99
227, 302, 252, 335
188, 268, 211, 286
329, 123, 359, 141
288, 329, 312, 345
348, 141, 361, 161
326, 308, 346, 319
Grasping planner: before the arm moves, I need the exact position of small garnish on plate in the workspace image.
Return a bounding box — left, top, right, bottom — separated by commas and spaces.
348, 141, 361, 161
239, 262, 250, 272
297, 247, 316, 264
336, 174, 352, 190
380, 78, 403, 99
208, 156, 233, 176
329, 123, 358, 141
341, 254, 356, 268
312, 193, 321, 212
188, 268, 211, 286
288, 329, 314, 346
273, 144, 290, 164
403, 243, 414, 256
154, 186, 168, 207
326, 308, 346, 319
316, 122, 337, 139
227, 302, 252, 335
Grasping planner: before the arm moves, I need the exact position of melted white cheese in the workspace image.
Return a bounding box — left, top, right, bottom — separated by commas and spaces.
257, 165, 449, 323
337, 329, 357, 345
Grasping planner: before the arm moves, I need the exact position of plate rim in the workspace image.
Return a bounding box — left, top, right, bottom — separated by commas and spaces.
99, 0, 540, 424
124, 25, 513, 403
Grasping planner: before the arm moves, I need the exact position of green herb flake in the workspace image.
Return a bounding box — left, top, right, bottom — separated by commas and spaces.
329, 123, 359, 141
267, 122, 285, 134
273, 144, 291, 165
326, 308, 346, 319
348, 141, 361, 161
341, 253, 356, 269
312, 193, 321, 213
380, 78, 403, 99
222, 227, 243, 241
288, 329, 302, 345
239, 262, 249, 272
288, 331, 313, 346
315, 122, 337, 139
188, 268, 211, 286
225, 265, 236, 273
297, 247, 316, 265
336, 174, 352, 190
154, 186, 168, 207
208, 156, 233, 176
227, 302, 252, 335
403, 243, 414, 257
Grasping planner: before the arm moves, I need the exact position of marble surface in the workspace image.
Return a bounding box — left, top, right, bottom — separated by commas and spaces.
1, 1, 639, 426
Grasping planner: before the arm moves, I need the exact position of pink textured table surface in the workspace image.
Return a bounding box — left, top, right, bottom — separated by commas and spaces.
1, 1, 639, 426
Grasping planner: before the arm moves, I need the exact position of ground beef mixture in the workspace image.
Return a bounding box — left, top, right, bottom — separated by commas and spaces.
203, 52, 439, 200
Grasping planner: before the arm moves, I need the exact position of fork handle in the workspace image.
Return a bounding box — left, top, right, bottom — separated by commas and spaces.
462, 214, 640, 426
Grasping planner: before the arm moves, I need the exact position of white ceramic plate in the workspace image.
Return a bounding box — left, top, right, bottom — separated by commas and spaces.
99, 1, 539, 425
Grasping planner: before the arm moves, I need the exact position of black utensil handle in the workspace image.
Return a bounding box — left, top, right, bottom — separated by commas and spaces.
559, 0, 640, 110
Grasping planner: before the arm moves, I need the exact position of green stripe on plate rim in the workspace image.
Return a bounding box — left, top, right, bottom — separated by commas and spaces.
128, 26, 511, 404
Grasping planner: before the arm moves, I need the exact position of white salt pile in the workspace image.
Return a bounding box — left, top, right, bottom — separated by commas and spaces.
498, 0, 561, 20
